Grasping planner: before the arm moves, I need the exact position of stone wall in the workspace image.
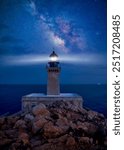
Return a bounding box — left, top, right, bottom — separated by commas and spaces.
22, 94, 83, 112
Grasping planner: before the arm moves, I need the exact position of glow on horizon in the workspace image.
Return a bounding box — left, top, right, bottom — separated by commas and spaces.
1, 53, 106, 66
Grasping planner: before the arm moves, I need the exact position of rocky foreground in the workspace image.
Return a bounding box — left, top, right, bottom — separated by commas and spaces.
0, 101, 107, 150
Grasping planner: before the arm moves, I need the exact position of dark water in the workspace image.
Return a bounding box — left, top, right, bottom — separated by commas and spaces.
0, 84, 107, 116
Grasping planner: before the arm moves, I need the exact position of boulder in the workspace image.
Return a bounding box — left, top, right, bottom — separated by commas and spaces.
66, 111, 81, 121
7, 116, 20, 126
87, 110, 105, 121
5, 129, 18, 139
24, 114, 34, 122
32, 104, 50, 116
19, 132, 29, 145
79, 137, 91, 144
56, 116, 69, 131
79, 108, 88, 115
77, 121, 98, 136
14, 119, 27, 129
32, 115, 48, 133
43, 122, 64, 138
79, 137, 93, 150
66, 136, 76, 146
31, 140, 42, 148
87, 110, 99, 120
48, 134, 69, 144
66, 102, 82, 112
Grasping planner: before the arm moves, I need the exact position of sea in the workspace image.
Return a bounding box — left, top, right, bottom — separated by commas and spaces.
0, 84, 107, 117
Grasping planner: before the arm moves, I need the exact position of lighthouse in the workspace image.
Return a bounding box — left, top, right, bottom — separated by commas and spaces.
47, 51, 61, 95
22, 50, 83, 111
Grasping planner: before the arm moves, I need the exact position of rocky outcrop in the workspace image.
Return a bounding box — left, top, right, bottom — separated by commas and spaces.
0, 101, 107, 150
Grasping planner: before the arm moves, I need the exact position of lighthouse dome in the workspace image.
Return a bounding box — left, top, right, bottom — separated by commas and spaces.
49, 51, 58, 62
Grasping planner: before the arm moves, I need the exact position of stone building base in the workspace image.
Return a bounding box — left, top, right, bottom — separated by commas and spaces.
22, 93, 83, 112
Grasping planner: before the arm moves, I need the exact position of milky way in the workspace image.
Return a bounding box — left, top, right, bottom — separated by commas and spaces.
0, 0, 107, 84
27, 0, 87, 54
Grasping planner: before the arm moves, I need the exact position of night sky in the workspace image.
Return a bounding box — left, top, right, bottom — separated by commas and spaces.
0, 0, 107, 84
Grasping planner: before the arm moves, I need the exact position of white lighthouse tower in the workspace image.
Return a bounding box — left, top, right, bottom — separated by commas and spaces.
47, 51, 61, 95
22, 50, 83, 111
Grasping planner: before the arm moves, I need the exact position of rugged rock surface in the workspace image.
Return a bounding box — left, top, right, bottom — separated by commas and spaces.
0, 101, 107, 150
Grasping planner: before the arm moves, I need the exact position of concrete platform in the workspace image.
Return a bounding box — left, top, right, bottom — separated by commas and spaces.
22, 93, 83, 111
